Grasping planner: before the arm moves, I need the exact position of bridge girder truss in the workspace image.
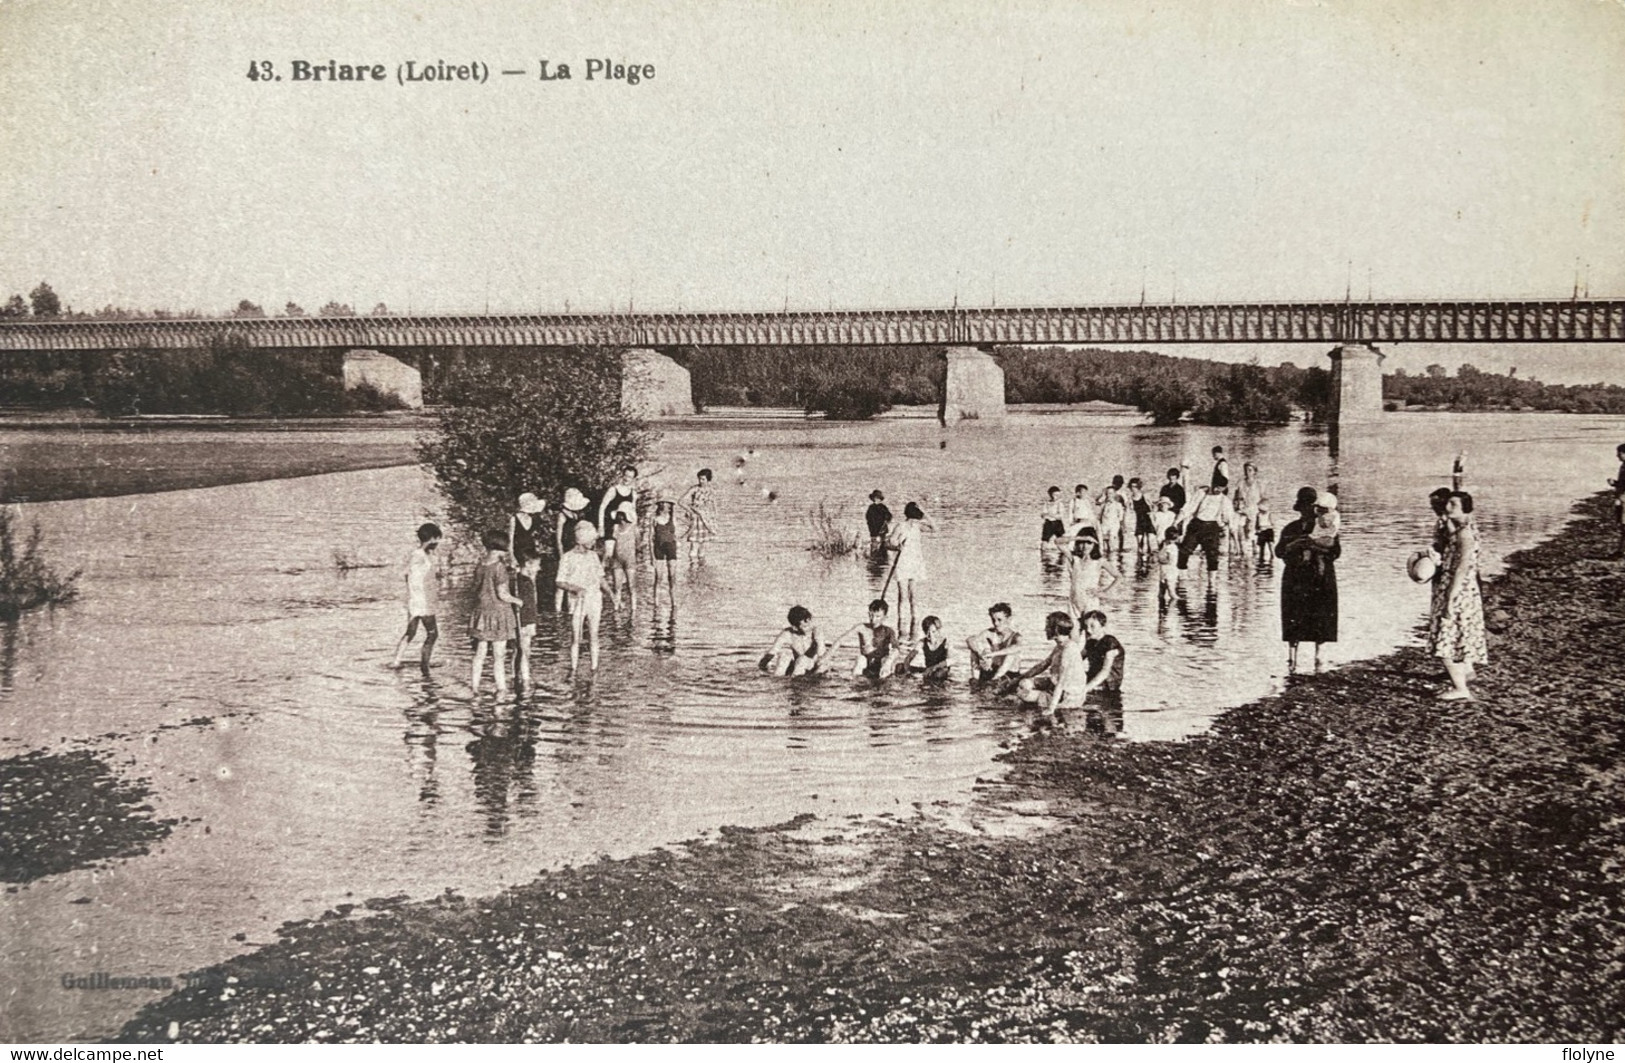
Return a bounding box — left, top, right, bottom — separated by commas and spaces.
2, 301, 1623, 351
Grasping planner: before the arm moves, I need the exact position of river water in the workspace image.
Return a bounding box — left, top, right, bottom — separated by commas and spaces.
1, 408, 1619, 1041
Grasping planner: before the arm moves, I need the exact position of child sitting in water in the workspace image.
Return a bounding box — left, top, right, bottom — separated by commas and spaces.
1016, 611, 1089, 721
761, 605, 825, 676
1080, 610, 1125, 698
966, 603, 1022, 686
898, 614, 951, 681
829, 599, 901, 679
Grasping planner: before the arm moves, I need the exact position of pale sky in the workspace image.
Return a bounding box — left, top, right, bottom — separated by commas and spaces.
2, 0, 1622, 339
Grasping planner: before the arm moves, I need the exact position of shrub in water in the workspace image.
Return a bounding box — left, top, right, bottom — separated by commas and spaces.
0, 508, 81, 620
807, 503, 861, 558
418, 348, 655, 534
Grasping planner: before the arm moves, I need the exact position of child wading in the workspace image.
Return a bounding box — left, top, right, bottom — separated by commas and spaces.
556, 519, 618, 673
469, 529, 522, 692
512, 555, 541, 690
649, 493, 692, 609
392, 522, 442, 670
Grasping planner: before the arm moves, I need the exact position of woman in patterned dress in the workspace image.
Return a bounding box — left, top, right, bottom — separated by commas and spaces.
1427, 491, 1487, 701
682, 468, 717, 561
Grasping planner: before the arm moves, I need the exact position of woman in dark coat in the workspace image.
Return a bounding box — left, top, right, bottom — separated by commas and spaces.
1275, 485, 1340, 672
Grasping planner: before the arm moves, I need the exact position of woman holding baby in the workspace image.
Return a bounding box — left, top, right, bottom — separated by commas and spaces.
1276, 485, 1340, 673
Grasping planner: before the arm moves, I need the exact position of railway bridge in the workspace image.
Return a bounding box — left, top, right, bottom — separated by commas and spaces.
3, 299, 1622, 426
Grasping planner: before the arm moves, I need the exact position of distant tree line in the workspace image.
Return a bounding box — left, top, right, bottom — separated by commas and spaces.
0, 281, 393, 321
688, 345, 1329, 425
1384, 363, 1625, 414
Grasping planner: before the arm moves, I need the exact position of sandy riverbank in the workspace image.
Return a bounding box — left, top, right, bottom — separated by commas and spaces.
113, 494, 1624, 1043
0, 415, 427, 503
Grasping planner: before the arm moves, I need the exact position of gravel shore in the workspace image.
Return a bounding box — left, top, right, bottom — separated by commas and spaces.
118, 494, 1625, 1043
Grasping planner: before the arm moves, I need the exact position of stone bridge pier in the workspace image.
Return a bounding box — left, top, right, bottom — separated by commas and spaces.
1328, 344, 1385, 426
938, 346, 1006, 423
621, 348, 695, 418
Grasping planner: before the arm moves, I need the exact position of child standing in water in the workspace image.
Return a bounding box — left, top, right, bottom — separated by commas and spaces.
1254, 500, 1275, 563
887, 501, 933, 637
1064, 534, 1121, 625
682, 468, 717, 561
1151, 496, 1176, 545
556, 520, 618, 673
1069, 483, 1097, 535
1041, 486, 1067, 545
1156, 526, 1181, 607
1129, 478, 1155, 556
1097, 477, 1127, 556
469, 529, 522, 693
605, 503, 638, 615
392, 522, 442, 670
512, 556, 541, 690
554, 487, 590, 611
649, 493, 687, 608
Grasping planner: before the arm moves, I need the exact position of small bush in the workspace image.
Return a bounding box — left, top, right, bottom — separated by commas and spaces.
417, 348, 654, 534
807, 504, 861, 558
0, 508, 80, 619
342, 381, 409, 412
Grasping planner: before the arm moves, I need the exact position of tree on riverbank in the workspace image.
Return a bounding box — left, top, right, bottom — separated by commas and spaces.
418, 348, 654, 535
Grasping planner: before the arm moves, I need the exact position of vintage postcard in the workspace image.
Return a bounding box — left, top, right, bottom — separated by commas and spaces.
1, 0, 1621, 1048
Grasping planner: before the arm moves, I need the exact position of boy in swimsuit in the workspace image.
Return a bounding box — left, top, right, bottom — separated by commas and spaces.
761, 605, 824, 676
966, 602, 1022, 686
829, 599, 900, 679
1041, 486, 1066, 544
1254, 500, 1275, 563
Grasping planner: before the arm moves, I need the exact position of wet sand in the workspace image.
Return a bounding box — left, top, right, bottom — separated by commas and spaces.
113, 494, 1624, 1043
0, 415, 425, 503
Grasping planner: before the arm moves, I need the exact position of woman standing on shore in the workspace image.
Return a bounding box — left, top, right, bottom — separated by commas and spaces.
1427, 491, 1487, 700
1276, 486, 1340, 672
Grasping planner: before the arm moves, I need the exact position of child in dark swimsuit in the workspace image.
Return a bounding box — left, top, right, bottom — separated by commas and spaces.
901, 614, 951, 680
